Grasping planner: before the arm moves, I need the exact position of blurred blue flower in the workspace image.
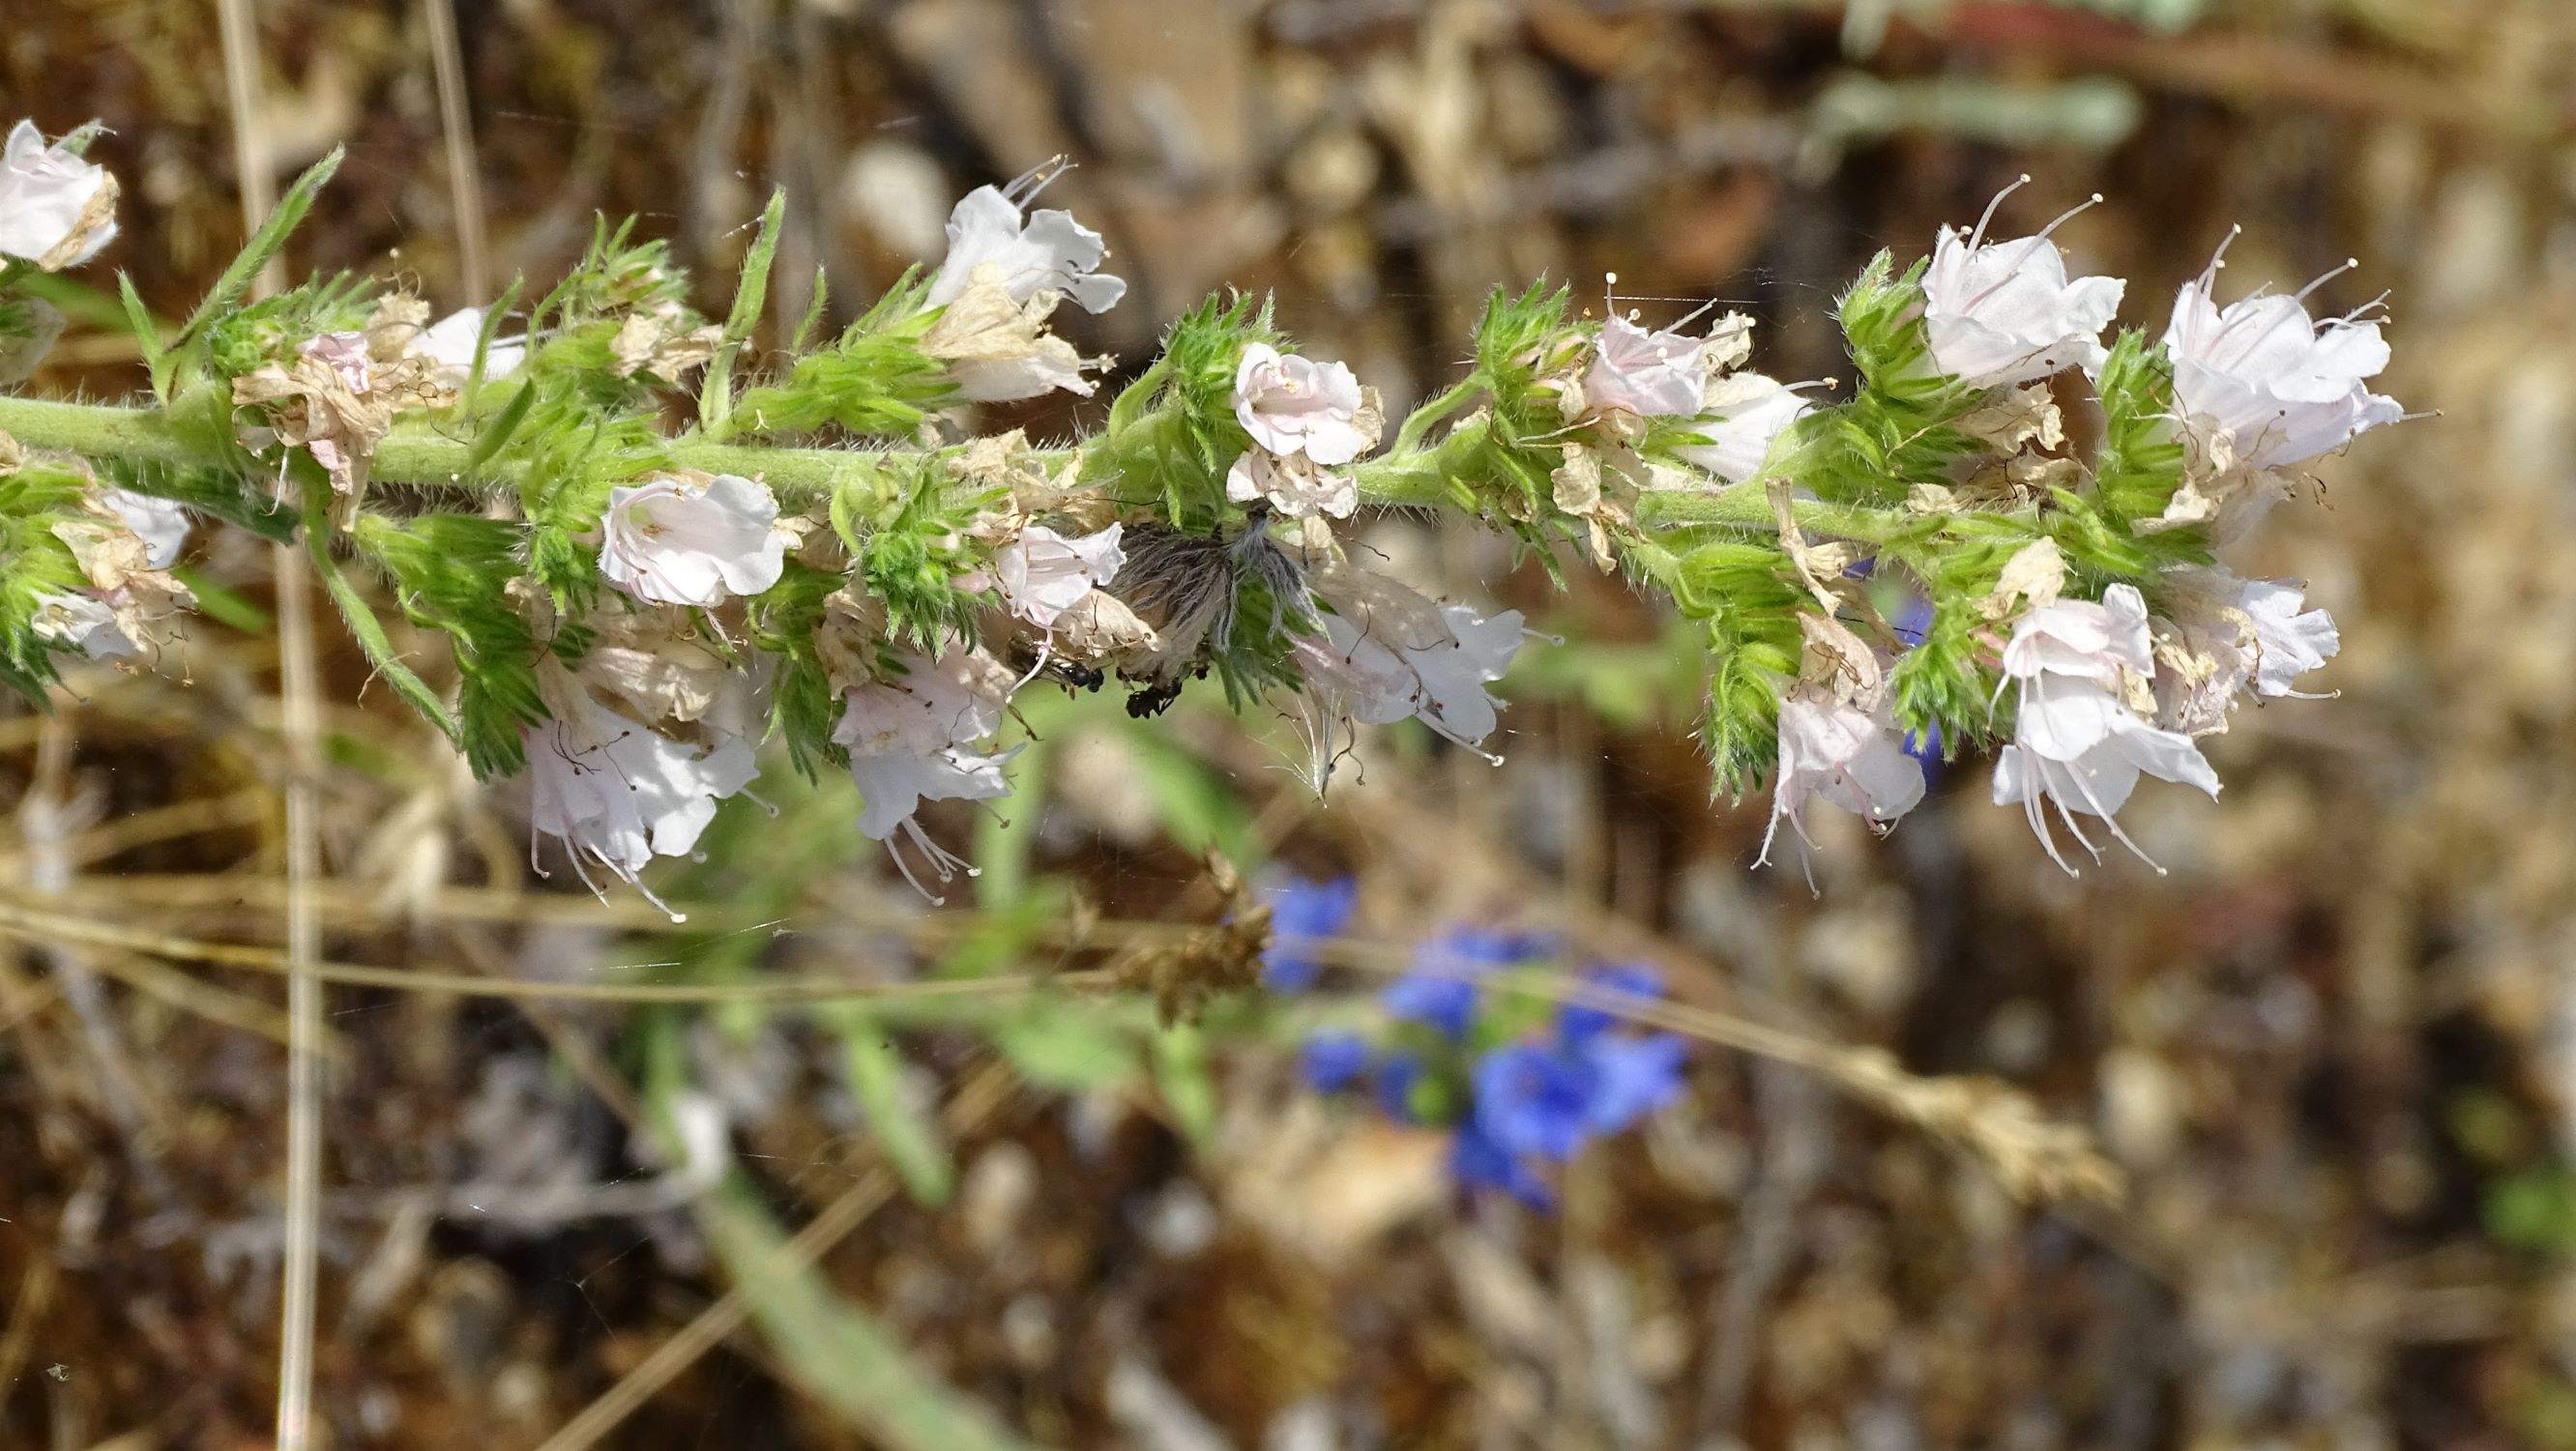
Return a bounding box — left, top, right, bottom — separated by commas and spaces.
1372, 1048, 1425, 1121
1261, 875, 1359, 991
1576, 1031, 1689, 1134
1555, 961, 1663, 1044
1381, 926, 1546, 1039
1892, 592, 1934, 649
1450, 1119, 1554, 1207
1298, 1031, 1370, 1092
1472, 1042, 1597, 1163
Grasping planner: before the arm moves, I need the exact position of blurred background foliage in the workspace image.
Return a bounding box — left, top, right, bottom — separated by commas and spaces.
8, 0, 2576, 1447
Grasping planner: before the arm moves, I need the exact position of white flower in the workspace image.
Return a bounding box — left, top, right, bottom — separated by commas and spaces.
1922, 181, 2122, 389
1584, 316, 1706, 420
1411, 603, 1525, 746
415, 306, 527, 389
524, 694, 759, 918
994, 523, 1125, 630
1291, 564, 1525, 789
2162, 259, 2402, 471
1993, 584, 2219, 873
1225, 450, 1355, 520
846, 745, 1014, 844
833, 649, 1013, 759
2003, 587, 2158, 684
1682, 373, 1811, 483
1233, 344, 1372, 467
599, 474, 786, 607
102, 489, 190, 569
0, 120, 118, 270
1761, 695, 1926, 865
29, 591, 132, 659
2151, 567, 2339, 733
925, 172, 1127, 315
2237, 577, 2338, 696
833, 649, 1021, 899
920, 263, 1105, 402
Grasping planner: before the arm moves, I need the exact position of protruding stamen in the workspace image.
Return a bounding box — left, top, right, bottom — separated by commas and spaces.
2197, 224, 2244, 292
2031, 193, 2105, 247
1970, 174, 2034, 250
2295, 257, 2360, 304
1004, 155, 1072, 207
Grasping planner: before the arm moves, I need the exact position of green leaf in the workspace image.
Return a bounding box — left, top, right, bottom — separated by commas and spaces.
461, 276, 526, 410
693, 1176, 1043, 1451
829, 1007, 954, 1205
302, 484, 459, 744
169, 566, 270, 633
117, 273, 169, 400
1151, 1023, 1219, 1147
701, 188, 787, 432
1120, 716, 1254, 859
352, 511, 545, 776
177, 147, 344, 355
988, 998, 1141, 1093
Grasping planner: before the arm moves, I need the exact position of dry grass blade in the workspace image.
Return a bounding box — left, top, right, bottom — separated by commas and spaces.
210, 4, 321, 1444
421, 0, 489, 301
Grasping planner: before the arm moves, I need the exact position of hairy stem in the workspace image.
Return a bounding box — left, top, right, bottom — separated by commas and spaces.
0, 392, 1902, 551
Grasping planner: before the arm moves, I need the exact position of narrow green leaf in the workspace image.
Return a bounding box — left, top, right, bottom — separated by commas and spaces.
830, 1008, 954, 1205
460, 382, 539, 478
988, 999, 1141, 1093
169, 566, 270, 633
304, 490, 459, 742
117, 273, 168, 401
177, 146, 345, 353
462, 275, 525, 411
694, 1177, 1042, 1451
789, 266, 830, 355
701, 189, 787, 432
1152, 1024, 1219, 1147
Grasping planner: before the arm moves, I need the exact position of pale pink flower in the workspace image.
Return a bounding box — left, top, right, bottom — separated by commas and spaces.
993, 523, 1126, 630
1234, 344, 1371, 467
833, 649, 1021, 900
1923, 180, 2122, 388
1292, 565, 1525, 789
1584, 316, 1706, 420
302, 332, 374, 393
1993, 584, 2218, 873
1762, 695, 1925, 865
599, 474, 786, 607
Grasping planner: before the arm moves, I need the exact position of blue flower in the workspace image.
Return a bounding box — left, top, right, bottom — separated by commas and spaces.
1261, 875, 1359, 992
1381, 926, 1545, 1039
1372, 1048, 1425, 1121
1556, 961, 1663, 1044
1471, 1042, 1597, 1164
1892, 593, 1935, 648
1576, 1031, 1689, 1135
1298, 1031, 1370, 1092
1449, 1120, 1554, 1207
